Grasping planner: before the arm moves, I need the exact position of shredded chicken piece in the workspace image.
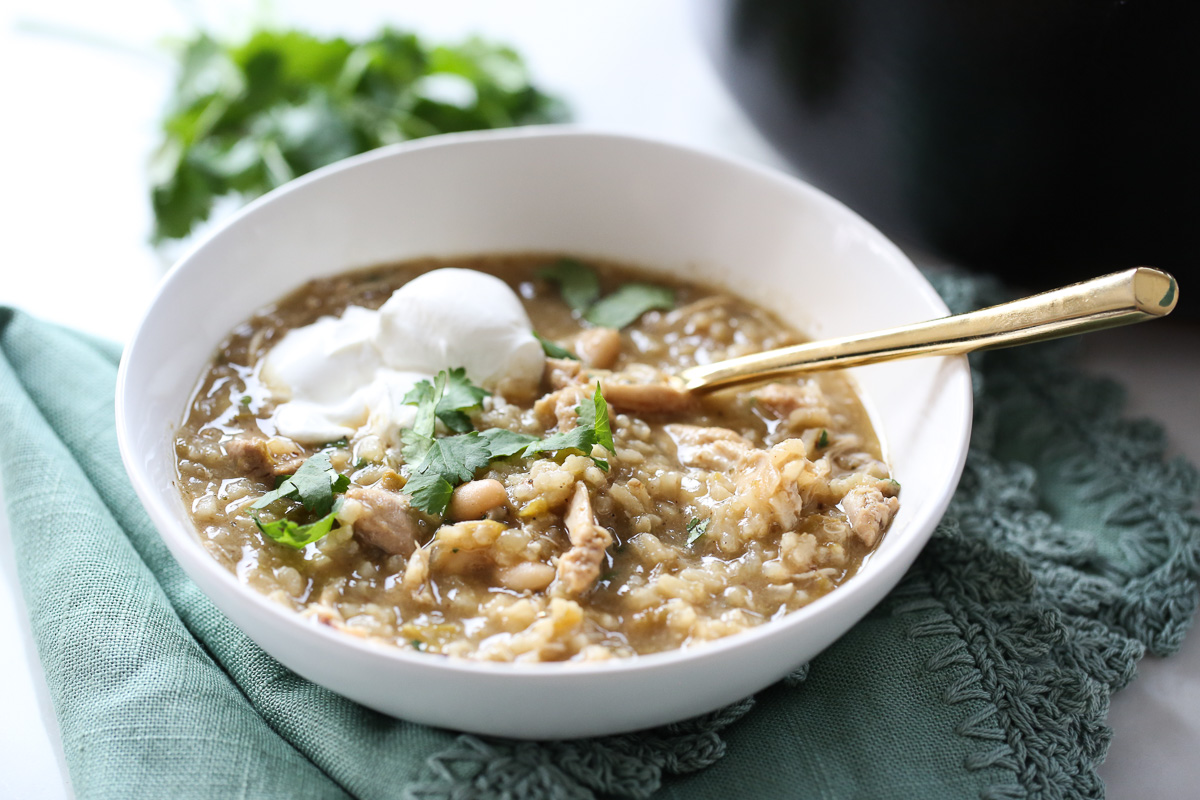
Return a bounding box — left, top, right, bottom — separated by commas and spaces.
555, 482, 613, 595
841, 483, 900, 548
665, 424, 754, 471
538, 361, 693, 421
544, 357, 586, 390
600, 379, 695, 415
574, 327, 622, 369
345, 486, 424, 556
225, 435, 303, 479
749, 382, 833, 429
533, 383, 589, 431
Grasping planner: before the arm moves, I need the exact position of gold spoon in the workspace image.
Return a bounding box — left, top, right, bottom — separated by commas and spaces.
679, 267, 1178, 393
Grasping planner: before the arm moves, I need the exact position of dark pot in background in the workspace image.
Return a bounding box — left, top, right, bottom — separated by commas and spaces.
701, 0, 1199, 306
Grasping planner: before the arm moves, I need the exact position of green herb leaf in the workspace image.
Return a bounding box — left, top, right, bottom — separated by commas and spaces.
404, 367, 488, 433
417, 433, 493, 485
524, 383, 612, 468
403, 431, 493, 515
403, 371, 448, 440
533, 331, 578, 360
817, 429, 829, 449
479, 428, 540, 458
584, 283, 675, 329
538, 258, 601, 314
436, 367, 489, 432
400, 428, 435, 467
249, 450, 347, 516
401, 470, 456, 516
401, 380, 611, 513
153, 28, 568, 241
686, 517, 709, 546
255, 498, 344, 548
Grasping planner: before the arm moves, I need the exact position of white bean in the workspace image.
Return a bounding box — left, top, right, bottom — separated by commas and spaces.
447, 479, 508, 521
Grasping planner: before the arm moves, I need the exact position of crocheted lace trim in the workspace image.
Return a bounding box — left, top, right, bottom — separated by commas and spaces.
407, 271, 1199, 800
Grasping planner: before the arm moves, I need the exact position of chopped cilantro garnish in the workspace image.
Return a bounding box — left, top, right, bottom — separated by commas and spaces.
400, 372, 614, 514
248, 450, 350, 548
817, 429, 829, 449
584, 283, 676, 329
254, 500, 344, 548
538, 258, 601, 313
250, 451, 349, 516
686, 517, 709, 546
540, 259, 675, 328
403, 367, 487, 433
524, 383, 614, 470
534, 331, 578, 360
400, 370, 493, 514
478, 428, 540, 458
402, 433, 493, 515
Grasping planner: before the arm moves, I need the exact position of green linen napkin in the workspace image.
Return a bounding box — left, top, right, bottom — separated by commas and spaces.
2, 271, 1198, 800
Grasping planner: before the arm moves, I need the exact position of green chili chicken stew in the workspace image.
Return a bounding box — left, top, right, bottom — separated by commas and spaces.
175, 255, 900, 662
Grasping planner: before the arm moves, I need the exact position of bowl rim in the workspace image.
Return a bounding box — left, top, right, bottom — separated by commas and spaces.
116, 125, 972, 679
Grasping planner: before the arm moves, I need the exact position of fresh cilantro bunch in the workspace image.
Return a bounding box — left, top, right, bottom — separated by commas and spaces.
248, 450, 350, 548
539, 259, 676, 329
151, 28, 568, 241
400, 369, 614, 515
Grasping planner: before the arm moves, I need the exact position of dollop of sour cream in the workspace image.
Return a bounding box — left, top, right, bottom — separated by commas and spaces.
260, 268, 545, 445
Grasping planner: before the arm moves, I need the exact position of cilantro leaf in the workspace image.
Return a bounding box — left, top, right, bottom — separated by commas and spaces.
404, 368, 488, 433
479, 428, 540, 458
249, 450, 347, 516
538, 259, 601, 313
400, 378, 611, 514
436, 367, 489, 432
403, 432, 493, 515
247, 450, 350, 548
686, 517, 709, 546
583, 283, 675, 329
417, 433, 493, 485
402, 471, 456, 516
817, 429, 829, 449
153, 28, 568, 242
400, 369, 494, 514
400, 428, 435, 467
584, 388, 615, 452
537, 258, 676, 329
524, 383, 612, 469
403, 371, 447, 439
534, 331, 578, 360
255, 498, 344, 548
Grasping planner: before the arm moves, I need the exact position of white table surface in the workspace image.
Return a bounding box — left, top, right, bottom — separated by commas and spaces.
1, 2, 1197, 798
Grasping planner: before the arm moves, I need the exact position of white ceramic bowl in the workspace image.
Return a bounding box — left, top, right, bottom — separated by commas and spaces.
116, 128, 972, 739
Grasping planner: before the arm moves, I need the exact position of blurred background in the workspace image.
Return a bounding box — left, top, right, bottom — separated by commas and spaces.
1, 1, 1197, 798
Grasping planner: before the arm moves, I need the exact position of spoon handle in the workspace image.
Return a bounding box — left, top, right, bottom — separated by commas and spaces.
680, 267, 1178, 393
